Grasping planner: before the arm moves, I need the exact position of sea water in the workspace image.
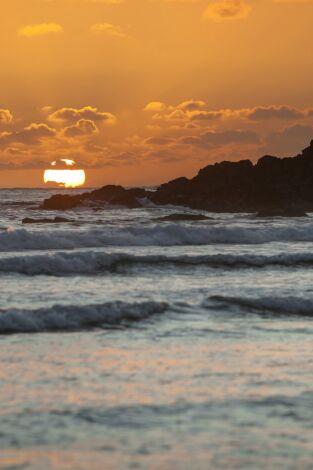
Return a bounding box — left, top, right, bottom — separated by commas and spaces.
0, 188, 312, 469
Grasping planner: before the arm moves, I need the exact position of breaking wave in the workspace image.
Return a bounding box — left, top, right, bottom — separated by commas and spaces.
0, 300, 168, 334
3, 250, 313, 276
2, 222, 313, 251
207, 295, 313, 316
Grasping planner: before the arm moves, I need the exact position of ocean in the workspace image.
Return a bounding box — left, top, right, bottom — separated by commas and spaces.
0, 188, 312, 470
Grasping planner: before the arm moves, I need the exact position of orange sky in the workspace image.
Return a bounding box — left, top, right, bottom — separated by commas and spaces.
1, 0, 313, 187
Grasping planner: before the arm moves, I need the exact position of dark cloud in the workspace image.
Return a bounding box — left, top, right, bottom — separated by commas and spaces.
246, 105, 305, 121
0, 123, 56, 146
180, 129, 260, 147
264, 124, 313, 156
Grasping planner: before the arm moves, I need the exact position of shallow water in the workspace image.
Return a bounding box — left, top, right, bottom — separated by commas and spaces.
0, 188, 312, 469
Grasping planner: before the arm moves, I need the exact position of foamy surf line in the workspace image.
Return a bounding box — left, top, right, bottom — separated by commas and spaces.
3, 223, 313, 251
3, 250, 313, 275
206, 295, 313, 316
0, 300, 168, 334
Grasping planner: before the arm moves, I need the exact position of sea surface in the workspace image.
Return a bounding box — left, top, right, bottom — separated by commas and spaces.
0, 188, 312, 470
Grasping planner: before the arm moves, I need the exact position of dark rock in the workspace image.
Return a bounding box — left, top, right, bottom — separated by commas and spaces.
256, 208, 308, 218
155, 213, 211, 222
88, 185, 146, 208
43, 194, 82, 210
43, 185, 147, 210
22, 216, 71, 224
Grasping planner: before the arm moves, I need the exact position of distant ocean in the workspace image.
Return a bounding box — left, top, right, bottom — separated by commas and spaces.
0, 188, 313, 470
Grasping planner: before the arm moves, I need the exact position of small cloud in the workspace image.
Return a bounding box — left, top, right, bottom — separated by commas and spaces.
49, 106, 116, 125
144, 102, 167, 112
0, 109, 13, 125
90, 23, 129, 39
177, 100, 207, 111
145, 137, 174, 145
203, 0, 251, 22
51, 158, 77, 168
63, 119, 99, 138
18, 23, 63, 37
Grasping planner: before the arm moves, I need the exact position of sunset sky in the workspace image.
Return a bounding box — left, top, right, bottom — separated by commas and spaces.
1, 0, 313, 187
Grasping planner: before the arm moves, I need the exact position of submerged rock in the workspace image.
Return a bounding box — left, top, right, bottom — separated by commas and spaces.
155, 213, 211, 222
256, 208, 308, 218
22, 216, 71, 224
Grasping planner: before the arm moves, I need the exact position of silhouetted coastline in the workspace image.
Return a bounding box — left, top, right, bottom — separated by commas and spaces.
42, 141, 313, 216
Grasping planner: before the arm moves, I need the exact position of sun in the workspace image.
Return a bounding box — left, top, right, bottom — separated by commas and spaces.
44, 159, 86, 188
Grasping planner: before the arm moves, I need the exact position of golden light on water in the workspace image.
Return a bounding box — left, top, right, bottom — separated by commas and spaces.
44, 159, 86, 188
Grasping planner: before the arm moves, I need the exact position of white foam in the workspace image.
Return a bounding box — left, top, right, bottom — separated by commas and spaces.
0, 300, 168, 334
2, 222, 313, 251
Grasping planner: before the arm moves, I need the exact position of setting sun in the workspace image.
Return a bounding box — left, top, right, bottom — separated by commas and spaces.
44, 169, 86, 188
44, 159, 85, 187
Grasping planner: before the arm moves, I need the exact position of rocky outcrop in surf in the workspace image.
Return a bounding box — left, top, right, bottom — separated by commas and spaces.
42, 140, 313, 213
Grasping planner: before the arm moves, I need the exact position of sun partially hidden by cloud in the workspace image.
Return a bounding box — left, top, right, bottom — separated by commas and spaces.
18, 23, 63, 37
44, 159, 86, 188
203, 0, 251, 21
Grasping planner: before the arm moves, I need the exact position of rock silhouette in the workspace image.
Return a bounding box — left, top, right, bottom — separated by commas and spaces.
22, 216, 71, 224
42, 140, 313, 214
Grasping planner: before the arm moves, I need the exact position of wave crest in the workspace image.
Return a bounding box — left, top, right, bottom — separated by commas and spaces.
2, 250, 313, 276
0, 300, 168, 334
207, 295, 313, 316
2, 221, 313, 251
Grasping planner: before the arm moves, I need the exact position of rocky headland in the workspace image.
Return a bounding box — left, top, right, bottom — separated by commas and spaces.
42, 141, 313, 215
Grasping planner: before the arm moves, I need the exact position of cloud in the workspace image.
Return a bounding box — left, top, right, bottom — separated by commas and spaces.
63, 119, 99, 137
49, 106, 116, 124
145, 100, 313, 124
273, 1, 313, 3
246, 105, 305, 120
264, 124, 313, 156
180, 129, 260, 147
18, 23, 63, 37
38, 0, 123, 3
151, 0, 201, 3
0, 109, 13, 125
177, 100, 207, 111
144, 102, 167, 112
203, 0, 251, 22
90, 23, 129, 39
0, 123, 56, 146
145, 137, 174, 145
